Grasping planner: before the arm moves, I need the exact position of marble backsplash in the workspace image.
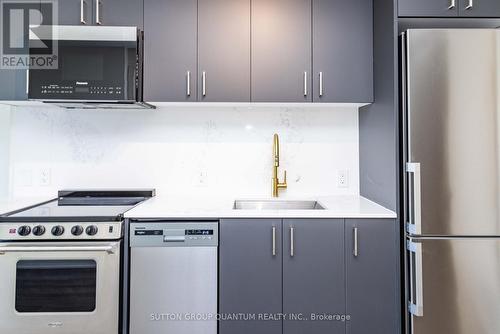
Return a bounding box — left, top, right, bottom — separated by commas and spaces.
3, 104, 359, 199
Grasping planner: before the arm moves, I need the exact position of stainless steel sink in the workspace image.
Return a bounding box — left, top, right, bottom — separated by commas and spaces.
233, 200, 325, 210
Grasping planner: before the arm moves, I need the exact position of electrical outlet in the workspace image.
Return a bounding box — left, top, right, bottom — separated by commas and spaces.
39, 168, 51, 186
193, 171, 209, 187
337, 170, 349, 188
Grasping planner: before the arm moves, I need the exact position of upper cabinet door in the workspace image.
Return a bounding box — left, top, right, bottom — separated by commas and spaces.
313, 0, 373, 103
143, 0, 197, 102
398, 0, 459, 17
345, 219, 399, 334
283, 219, 345, 334
95, 0, 144, 27
252, 0, 312, 102
198, 0, 250, 102
56, 0, 93, 25
459, 0, 500, 17
219, 219, 283, 334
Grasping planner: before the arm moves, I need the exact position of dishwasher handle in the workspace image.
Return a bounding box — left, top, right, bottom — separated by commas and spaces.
163, 236, 186, 242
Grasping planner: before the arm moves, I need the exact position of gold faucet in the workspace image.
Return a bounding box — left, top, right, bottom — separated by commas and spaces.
272, 133, 287, 197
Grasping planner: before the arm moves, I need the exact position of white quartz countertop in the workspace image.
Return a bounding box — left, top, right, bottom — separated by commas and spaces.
124, 195, 397, 219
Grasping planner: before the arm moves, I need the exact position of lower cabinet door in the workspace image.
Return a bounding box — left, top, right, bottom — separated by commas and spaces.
0, 69, 27, 100
283, 219, 345, 334
345, 219, 399, 334
219, 219, 283, 334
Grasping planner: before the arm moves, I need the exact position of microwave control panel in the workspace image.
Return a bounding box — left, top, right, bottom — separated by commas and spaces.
38, 84, 123, 97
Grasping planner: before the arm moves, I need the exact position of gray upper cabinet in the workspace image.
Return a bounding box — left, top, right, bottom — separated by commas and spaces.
283, 219, 345, 334
97, 0, 143, 27
251, 0, 312, 102
198, 0, 250, 102
399, 0, 500, 17
56, 0, 93, 25
398, 0, 459, 17
458, 0, 500, 17
56, 0, 142, 26
143, 0, 197, 102
345, 219, 399, 334
313, 0, 373, 103
219, 219, 283, 334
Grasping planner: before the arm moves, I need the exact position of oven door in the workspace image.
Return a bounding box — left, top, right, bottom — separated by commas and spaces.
0, 241, 121, 334
28, 26, 139, 102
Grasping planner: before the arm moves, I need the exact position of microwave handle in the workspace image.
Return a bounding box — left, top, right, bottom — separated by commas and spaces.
0, 245, 116, 254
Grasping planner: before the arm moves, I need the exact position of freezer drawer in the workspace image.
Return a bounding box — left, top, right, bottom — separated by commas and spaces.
407, 237, 500, 334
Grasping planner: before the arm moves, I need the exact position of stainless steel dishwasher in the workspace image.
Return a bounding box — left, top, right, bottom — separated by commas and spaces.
129, 221, 218, 334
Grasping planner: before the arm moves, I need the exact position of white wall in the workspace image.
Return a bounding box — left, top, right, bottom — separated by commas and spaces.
7, 104, 360, 198
0, 105, 11, 199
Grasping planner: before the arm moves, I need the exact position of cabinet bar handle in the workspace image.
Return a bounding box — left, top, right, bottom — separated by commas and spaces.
272, 226, 276, 256
353, 227, 358, 257
290, 226, 295, 257
202, 71, 206, 97
465, 0, 473, 9
80, 0, 86, 24
303, 72, 308, 96
186, 71, 191, 97
319, 72, 324, 97
448, 0, 456, 9
95, 0, 102, 25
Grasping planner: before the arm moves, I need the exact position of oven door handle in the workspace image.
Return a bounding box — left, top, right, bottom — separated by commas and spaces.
0, 245, 117, 254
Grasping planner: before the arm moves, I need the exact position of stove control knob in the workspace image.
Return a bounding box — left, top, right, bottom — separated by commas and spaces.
51, 225, 65, 236
32, 225, 46, 236
71, 225, 84, 236
18, 225, 31, 236
86, 225, 98, 236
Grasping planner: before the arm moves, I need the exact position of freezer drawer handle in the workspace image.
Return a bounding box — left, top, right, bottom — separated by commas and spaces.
406, 162, 422, 235
0, 245, 116, 254
407, 240, 424, 317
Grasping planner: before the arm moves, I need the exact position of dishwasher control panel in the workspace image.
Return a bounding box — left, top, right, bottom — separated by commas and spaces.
130, 222, 218, 247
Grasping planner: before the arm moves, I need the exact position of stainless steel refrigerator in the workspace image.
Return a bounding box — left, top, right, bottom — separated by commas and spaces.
402, 29, 500, 334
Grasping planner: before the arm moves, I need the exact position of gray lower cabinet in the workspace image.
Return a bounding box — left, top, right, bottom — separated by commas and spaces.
143, 0, 197, 102
313, 0, 373, 103
251, 0, 312, 102
345, 219, 399, 334
198, 0, 250, 102
398, 0, 459, 17
56, 0, 142, 26
458, 0, 500, 17
219, 219, 283, 334
220, 218, 399, 334
0, 70, 27, 100
283, 219, 345, 334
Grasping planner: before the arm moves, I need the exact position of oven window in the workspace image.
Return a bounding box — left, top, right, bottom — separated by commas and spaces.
15, 260, 97, 313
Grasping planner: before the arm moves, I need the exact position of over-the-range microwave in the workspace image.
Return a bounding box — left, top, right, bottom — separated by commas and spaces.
28, 25, 154, 109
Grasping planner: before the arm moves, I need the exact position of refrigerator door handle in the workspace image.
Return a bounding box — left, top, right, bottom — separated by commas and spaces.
406, 162, 422, 235
407, 240, 424, 317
